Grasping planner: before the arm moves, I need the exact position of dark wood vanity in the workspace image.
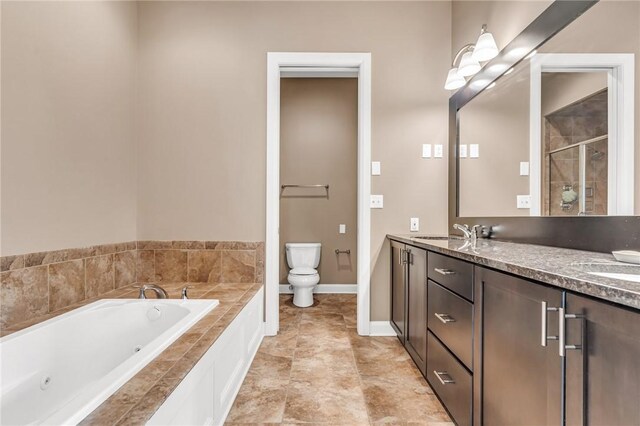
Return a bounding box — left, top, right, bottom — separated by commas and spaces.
388, 235, 640, 426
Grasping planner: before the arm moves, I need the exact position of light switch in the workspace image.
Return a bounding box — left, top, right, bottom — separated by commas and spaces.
434, 144, 444, 158
517, 195, 531, 209
470, 144, 480, 158
370, 195, 384, 209
459, 144, 468, 158
410, 218, 419, 232
422, 144, 432, 158
339, 224, 346, 234
520, 161, 530, 176
371, 161, 381, 176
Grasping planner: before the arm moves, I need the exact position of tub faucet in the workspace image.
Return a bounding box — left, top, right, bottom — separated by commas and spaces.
137, 284, 168, 299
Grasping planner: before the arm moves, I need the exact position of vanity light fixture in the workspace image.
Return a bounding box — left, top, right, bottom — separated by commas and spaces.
444, 24, 499, 90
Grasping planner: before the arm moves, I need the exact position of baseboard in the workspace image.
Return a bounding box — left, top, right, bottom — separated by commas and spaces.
369, 321, 397, 336
278, 284, 357, 294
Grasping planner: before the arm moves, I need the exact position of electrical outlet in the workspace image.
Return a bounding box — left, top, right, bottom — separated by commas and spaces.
517, 195, 531, 209
371, 161, 381, 176
339, 224, 346, 234
410, 217, 419, 232
520, 161, 530, 176
470, 144, 480, 158
459, 144, 468, 158
370, 195, 384, 209
422, 144, 432, 158
434, 144, 444, 158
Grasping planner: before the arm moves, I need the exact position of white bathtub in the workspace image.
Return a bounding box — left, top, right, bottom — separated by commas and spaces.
0, 298, 219, 425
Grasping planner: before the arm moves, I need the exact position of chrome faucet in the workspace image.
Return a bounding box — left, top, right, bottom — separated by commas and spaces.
137, 284, 169, 299
453, 223, 481, 242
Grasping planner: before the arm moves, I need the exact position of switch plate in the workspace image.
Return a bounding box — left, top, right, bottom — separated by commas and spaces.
517, 195, 531, 209
459, 144, 468, 158
470, 144, 480, 158
410, 217, 419, 232
370, 195, 384, 209
434, 144, 444, 158
339, 224, 346, 234
520, 161, 530, 176
371, 161, 381, 176
422, 144, 432, 158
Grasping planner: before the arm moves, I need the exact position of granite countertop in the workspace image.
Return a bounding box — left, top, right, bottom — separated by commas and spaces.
388, 234, 640, 311
3, 280, 262, 425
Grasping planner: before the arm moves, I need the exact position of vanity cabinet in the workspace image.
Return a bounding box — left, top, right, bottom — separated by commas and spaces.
389, 240, 427, 375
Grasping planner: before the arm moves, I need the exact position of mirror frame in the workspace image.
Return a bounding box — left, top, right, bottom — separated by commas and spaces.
448, 0, 640, 252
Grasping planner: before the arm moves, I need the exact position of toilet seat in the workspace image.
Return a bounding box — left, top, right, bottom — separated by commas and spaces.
289, 267, 317, 276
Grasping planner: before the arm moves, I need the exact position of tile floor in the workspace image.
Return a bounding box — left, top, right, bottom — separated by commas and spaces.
226, 294, 452, 425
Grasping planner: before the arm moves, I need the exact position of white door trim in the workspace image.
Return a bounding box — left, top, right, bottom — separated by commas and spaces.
266, 52, 372, 336
529, 53, 635, 215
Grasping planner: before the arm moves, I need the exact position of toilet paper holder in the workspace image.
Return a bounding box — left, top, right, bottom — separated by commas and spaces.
335, 249, 351, 255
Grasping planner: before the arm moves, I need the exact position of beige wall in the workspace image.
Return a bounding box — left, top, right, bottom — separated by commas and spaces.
137, 1, 452, 320
541, 72, 608, 117
1, 1, 138, 256
279, 78, 358, 285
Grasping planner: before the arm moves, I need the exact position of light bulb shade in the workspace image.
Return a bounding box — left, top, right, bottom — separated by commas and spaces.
458, 52, 481, 77
444, 68, 466, 91
472, 32, 499, 62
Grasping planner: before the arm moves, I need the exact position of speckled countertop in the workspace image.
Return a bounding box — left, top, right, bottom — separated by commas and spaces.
3, 281, 262, 425
388, 234, 640, 311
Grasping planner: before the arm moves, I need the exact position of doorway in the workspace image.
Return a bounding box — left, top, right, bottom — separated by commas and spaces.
265, 53, 372, 336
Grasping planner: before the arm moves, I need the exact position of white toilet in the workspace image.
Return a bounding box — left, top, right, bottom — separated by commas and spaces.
285, 243, 321, 307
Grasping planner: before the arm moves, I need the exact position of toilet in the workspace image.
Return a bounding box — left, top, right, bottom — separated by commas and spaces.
285, 243, 321, 307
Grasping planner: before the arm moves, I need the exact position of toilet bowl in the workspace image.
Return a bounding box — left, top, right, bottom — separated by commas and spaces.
285, 243, 321, 307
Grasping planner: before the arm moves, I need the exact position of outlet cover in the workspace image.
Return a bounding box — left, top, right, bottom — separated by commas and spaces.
422, 144, 432, 158
459, 144, 468, 158
470, 144, 480, 158
371, 161, 381, 176
370, 195, 384, 209
410, 217, 419, 232
517, 195, 531, 209
434, 144, 444, 158
520, 161, 530, 176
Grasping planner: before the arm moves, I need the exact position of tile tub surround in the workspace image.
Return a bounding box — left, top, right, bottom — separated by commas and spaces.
388, 235, 640, 310
226, 294, 452, 425
0, 241, 265, 330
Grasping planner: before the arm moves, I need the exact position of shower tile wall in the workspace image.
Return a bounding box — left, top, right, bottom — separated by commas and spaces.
543, 90, 608, 215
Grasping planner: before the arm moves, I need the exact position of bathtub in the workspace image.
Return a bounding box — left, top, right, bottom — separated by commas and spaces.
0, 298, 219, 425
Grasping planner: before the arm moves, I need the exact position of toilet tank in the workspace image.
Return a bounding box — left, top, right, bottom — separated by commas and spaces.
285, 243, 321, 269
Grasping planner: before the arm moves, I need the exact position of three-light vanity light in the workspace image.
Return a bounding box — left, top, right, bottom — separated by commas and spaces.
444, 24, 499, 90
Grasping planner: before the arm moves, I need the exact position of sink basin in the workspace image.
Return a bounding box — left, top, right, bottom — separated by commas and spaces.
589, 272, 640, 283
573, 261, 640, 283
413, 236, 464, 241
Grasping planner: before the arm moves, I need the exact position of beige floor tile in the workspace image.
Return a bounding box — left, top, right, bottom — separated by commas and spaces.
225, 375, 289, 424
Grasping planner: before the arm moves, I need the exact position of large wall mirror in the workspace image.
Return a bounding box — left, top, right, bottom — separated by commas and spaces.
450, 0, 640, 251
458, 0, 638, 218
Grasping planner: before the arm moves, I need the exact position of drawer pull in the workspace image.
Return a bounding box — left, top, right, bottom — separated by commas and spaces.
434, 268, 456, 276
433, 370, 455, 385
434, 313, 456, 324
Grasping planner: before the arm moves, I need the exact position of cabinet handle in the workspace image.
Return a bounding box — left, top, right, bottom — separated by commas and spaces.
398, 249, 404, 265
434, 268, 456, 276
558, 307, 583, 357
434, 313, 456, 324
540, 301, 559, 347
408, 249, 414, 265
433, 370, 455, 385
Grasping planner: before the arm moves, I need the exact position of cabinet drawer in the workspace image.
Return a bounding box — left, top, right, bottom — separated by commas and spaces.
428, 280, 473, 369
428, 252, 473, 301
427, 332, 472, 426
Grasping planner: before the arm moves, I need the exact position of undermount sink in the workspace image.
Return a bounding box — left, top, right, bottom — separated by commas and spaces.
413, 235, 464, 241
573, 262, 640, 284
589, 272, 640, 283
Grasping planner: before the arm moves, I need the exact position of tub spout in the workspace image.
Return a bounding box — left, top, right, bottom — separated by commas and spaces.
138, 284, 169, 299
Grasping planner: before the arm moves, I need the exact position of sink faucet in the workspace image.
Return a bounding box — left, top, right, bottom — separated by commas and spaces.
137, 284, 169, 299
453, 224, 481, 242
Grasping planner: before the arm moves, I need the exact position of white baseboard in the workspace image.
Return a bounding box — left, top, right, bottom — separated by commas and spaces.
278, 284, 357, 294
369, 321, 397, 336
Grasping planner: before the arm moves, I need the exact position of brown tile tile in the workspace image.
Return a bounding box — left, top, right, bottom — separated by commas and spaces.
226, 375, 289, 423
259, 327, 299, 358
136, 250, 155, 283
188, 250, 222, 283
1, 255, 25, 272
48, 259, 85, 312
114, 251, 136, 288
155, 250, 187, 282
25, 250, 68, 267
115, 377, 179, 426
171, 241, 206, 250
245, 351, 293, 380
256, 242, 265, 284
137, 240, 172, 250
85, 254, 114, 298
222, 251, 256, 283
0, 266, 48, 328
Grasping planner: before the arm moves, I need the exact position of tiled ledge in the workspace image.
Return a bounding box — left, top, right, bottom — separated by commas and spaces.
0, 241, 265, 330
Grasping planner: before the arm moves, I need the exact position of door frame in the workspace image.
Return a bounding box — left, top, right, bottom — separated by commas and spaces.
529, 53, 635, 215
265, 52, 372, 336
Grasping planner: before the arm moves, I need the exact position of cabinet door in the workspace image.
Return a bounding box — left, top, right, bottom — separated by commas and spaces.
565, 293, 640, 426
406, 246, 428, 375
477, 267, 562, 425
390, 241, 406, 343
